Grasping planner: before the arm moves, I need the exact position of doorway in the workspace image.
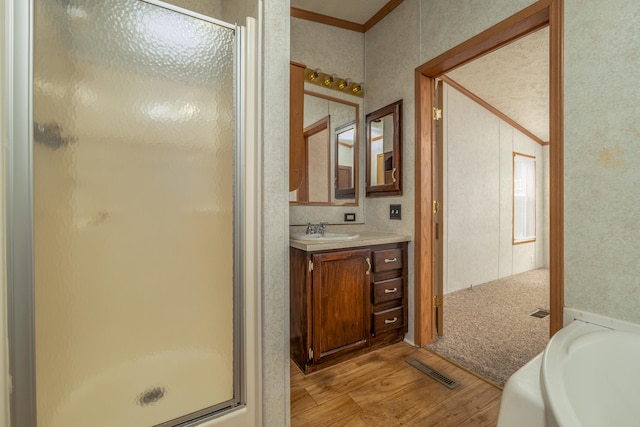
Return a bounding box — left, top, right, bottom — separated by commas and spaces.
414, 0, 564, 346
424, 27, 552, 385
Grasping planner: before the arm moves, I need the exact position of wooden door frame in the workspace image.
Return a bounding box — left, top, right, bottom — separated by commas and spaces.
414, 0, 564, 346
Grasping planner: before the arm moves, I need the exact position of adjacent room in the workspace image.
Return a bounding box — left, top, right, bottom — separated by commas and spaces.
426, 27, 551, 386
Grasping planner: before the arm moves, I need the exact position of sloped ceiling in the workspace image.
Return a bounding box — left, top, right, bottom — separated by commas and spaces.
445, 26, 549, 142
291, 0, 390, 24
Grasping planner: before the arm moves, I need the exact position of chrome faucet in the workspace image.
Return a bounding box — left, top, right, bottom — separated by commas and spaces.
305, 222, 328, 235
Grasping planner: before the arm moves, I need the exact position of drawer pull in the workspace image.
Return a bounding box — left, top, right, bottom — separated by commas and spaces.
366, 257, 371, 275
384, 317, 398, 324
384, 288, 398, 294
384, 257, 398, 263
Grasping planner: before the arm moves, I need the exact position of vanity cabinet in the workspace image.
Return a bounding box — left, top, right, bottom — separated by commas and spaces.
370, 247, 407, 337
290, 241, 408, 373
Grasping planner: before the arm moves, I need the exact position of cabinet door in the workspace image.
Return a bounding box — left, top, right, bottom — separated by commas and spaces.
312, 249, 371, 362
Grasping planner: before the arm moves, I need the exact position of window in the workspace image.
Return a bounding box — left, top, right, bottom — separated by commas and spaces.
513, 152, 536, 244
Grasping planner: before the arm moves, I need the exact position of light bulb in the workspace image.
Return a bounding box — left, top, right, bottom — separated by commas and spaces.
338, 79, 351, 90
323, 74, 336, 86
308, 68, 321, 82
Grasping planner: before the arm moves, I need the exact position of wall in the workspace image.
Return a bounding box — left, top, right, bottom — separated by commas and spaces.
261, 0, 292, 425
168, 0, 258, 24
564, 1, 640, 323
443, 84, 548, 294
0, 0, 8, 422
364, 0, 421, 343
289, 17, 366, 225
366, 0, 640, 332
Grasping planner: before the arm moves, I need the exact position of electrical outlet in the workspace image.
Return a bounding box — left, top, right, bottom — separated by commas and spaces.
390, 204, 401, 220
344, 213, 356, 222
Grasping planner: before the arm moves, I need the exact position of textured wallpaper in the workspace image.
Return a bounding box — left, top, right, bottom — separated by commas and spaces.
262, 0, 292, 424
291, 17, 364, 81
364, 0, 420, 342
564, 0, 640, 324
418, 0, 537, 63
165, 0, 258, 25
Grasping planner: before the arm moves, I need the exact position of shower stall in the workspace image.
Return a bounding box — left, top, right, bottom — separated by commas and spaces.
6, 0, 259, 425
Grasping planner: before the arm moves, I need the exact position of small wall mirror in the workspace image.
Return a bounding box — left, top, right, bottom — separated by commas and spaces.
290, 91, 359, 206
366, 100, 402, 197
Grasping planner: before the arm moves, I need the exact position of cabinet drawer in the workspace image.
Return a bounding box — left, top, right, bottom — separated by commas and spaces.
372, 306, 403, 334
372, 277, 404, 305
372, 248, 403, 272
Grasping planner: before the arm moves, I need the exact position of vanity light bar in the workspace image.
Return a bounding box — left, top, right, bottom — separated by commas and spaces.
304, 68, 364, 97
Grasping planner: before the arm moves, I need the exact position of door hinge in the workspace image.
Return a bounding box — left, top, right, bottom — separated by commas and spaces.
433, 295, 442, 308
309, 348, 313, 360
309, 260, 313, 272
433, 107, 442, 121
433, 200, 440, 214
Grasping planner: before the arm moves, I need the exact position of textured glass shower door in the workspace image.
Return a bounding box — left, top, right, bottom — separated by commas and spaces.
33, 1, 239, 426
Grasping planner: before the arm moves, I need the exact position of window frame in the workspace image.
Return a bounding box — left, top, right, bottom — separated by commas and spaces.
512, 152, 537, 245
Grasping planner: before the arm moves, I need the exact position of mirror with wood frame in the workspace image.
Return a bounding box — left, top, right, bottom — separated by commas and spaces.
290, 91, 359, 206
366, 100, 402, 197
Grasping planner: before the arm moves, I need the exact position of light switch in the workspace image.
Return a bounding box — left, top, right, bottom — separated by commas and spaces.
390, 204, 401, 220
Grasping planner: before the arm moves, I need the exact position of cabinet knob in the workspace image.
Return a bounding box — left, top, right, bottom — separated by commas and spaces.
365, 257, 371, 275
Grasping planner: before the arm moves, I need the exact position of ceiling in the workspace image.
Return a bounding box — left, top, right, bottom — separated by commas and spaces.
290, 0, 391, 25
445, 27, 549, 142
292, 1, 549, 143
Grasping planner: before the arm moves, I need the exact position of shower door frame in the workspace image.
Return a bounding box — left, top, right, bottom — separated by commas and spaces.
4, 1, 258, 425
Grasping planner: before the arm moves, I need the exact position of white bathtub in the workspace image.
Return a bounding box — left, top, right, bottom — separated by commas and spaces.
498, 317, 640, 427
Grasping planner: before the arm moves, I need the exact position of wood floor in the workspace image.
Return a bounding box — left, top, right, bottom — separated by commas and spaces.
290, 342, 502, 426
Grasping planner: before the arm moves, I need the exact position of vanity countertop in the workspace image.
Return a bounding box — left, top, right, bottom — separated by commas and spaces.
289, 231, 411, 252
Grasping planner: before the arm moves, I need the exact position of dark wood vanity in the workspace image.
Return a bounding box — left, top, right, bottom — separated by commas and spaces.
290, 238, 408, 373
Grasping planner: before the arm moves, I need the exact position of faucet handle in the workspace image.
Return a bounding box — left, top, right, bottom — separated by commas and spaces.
319, 222, 328, 235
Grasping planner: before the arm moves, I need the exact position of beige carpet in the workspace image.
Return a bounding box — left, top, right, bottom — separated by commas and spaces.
425, 268, 549, 386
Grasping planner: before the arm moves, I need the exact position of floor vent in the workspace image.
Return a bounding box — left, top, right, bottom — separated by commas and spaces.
406, 358, 459, 389
530, 309, 550, 318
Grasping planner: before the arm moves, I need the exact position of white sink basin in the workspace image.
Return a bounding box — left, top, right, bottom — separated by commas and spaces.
290, 232, 360, 241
